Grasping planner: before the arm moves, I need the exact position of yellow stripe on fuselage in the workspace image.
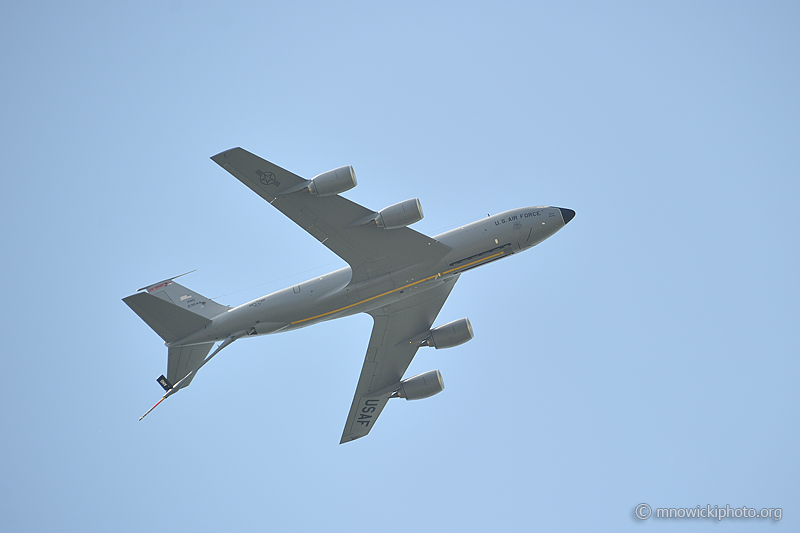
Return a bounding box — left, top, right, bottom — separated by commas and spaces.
290, 250, 506, 325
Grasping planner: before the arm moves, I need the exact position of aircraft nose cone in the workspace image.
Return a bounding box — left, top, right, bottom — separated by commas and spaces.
558, 207, 576, 225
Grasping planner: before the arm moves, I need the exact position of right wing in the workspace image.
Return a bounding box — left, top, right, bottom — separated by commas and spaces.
340, 275, 459, 443
211, 148, 451, 283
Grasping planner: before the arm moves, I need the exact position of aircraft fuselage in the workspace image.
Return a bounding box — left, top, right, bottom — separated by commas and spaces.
172, 206, 570, 347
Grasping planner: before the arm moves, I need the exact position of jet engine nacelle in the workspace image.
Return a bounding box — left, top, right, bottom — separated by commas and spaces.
428, 318, 473, 349
309, 165, 357, 197
396, 370, 444, 400
377, 198, 424, 229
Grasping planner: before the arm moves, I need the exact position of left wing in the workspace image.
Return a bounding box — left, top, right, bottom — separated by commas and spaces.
211, 148, 451, 283
340, 275, 460, 443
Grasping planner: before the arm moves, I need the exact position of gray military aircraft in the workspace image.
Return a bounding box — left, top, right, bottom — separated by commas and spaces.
124, 148, 575, 443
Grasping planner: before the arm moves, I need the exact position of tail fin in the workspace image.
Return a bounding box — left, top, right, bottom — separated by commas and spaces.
137, 275, 229, 320
122, 274, 230, 343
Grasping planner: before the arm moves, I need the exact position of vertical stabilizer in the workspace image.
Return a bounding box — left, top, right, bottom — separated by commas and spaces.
123, 273, 228, 343
140, 277, 230, 320
123, 292, 211, 344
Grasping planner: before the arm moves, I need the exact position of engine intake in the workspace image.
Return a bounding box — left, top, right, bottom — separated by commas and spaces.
309, 166, 357, 197
426, 318, 474, 349
395, 370, 444, 400
377, 198, 424, 229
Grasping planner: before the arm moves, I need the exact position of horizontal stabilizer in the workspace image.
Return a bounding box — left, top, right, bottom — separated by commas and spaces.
123, 292, 211, 344
168, 342, 215, 390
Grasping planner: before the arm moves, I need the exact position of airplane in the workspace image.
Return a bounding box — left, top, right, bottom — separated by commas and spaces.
123, 148, 575, 443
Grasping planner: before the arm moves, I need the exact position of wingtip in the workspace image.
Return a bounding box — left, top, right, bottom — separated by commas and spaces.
210, 147, 243, 164
339, 434, 363, 445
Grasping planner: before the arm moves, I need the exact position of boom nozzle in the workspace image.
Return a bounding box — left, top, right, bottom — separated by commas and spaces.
139, 395, 167, 421
137, 333, 243, 421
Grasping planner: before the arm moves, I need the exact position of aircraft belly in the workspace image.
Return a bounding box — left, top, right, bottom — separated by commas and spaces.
173, 206, 561, 345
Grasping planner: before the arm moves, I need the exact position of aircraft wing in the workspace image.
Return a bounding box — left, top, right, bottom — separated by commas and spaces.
211, 148, 451, 283
340, 274, 459, 443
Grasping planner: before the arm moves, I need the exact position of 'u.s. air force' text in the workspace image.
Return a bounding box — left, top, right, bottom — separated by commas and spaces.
495, 210, 544, 225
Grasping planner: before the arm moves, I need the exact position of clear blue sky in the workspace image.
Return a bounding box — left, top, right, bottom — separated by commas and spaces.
1, 1, 797, 531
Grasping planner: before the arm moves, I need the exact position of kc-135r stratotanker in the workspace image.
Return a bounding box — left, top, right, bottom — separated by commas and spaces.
124, 148, 575, 443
